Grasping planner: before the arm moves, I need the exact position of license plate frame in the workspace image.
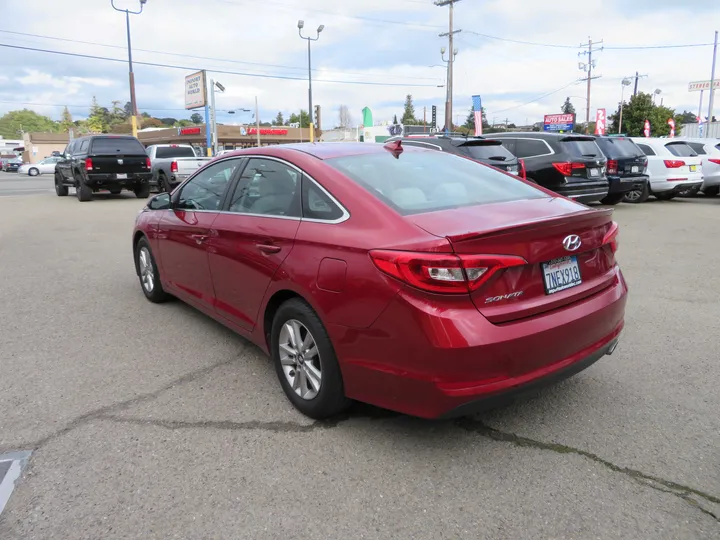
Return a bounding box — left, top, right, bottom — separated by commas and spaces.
542, 256, 582, 295
689, 165, 697, 172
631, 165, 639, 173
588, 168, 600, 177
116, 173, 128, 179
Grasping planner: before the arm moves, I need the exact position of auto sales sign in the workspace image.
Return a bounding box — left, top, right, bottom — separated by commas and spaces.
543, 113, 575, 132
185, 70, 207, 110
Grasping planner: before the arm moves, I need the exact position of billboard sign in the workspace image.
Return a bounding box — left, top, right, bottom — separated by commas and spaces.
595, 109, 606, 135
543, 113, 575, 132
178, 126, 202, 135
688, 80, 720, 92
185, 70, 207, 110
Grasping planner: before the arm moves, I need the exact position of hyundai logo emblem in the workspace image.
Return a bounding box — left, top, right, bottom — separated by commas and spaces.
563, 234, 582, 251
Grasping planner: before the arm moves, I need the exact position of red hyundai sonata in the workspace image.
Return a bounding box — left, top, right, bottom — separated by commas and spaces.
132, 142, 627, 419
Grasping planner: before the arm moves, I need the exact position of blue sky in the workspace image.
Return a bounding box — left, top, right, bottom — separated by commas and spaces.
1, 0, 718, 129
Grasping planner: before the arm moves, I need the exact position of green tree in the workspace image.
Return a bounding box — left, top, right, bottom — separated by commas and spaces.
298, 110, 311, 128
176, 119, 194, 127
190, 112, 203, 124
401, 95, 417, 125
59, 106, 73, 132
463, 106, 475, 131
86, 97, 107, 133
159, 117, 177, 126
676, 110, 697, 124
123, 101, 133, 118
110, 101, 127, 125
393, 114, 398, 125
274, 111, 284, 125
0, 109, 58, 138
561, 97, 576, 115
608, 92, 679, 137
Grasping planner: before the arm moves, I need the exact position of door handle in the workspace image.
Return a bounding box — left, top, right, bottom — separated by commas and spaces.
190, 234, 208, 244
256, 243, 281, 254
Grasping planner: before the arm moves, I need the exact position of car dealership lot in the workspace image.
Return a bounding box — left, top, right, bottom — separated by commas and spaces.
0, 187, 718, 538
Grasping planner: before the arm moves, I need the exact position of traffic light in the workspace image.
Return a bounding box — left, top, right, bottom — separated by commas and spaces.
314, 105, 321, 130
431, 105, 437, 129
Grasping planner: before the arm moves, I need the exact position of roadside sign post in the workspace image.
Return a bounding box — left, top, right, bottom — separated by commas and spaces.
184, 70, 211, 156
595, 109, 606, 135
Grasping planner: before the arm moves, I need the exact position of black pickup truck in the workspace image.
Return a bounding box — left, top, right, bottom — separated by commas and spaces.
55, 135, 152, 202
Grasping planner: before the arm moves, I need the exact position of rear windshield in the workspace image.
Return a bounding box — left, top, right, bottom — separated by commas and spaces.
325, 149, 547, 215
665, 142, 697, 157
91, 138, 146, 154
155, 146, 197, 159
595, 138, 643, 158
456, 141, 516, 162
559, 139, 602, 157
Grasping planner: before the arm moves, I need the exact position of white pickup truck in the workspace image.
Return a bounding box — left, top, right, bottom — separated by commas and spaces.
146, 144, 211, 192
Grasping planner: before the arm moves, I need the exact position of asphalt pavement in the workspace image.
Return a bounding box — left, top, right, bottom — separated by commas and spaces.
0, 185, 718, 539
0, 171, 54, 197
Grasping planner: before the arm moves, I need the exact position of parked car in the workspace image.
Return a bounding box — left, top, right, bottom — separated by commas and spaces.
593, 136, 650, 204
145, 144, 212, 192
18, 156, 62, 176
490, 132, 609, 203
55, 135, 152, 202
385, 135, 521, 175
1, 157, 23, 172
673, 137, 720, 197
132, 142, 627, 419
628, 138, 703, 201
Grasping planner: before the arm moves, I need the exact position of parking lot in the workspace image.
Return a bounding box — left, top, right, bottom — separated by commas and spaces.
0, 170, 718, 539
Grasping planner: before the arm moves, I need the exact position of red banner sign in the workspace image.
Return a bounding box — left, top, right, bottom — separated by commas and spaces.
179, 126, 202, 135
543, 113, 575, 124
667, 118, 675, 138
594, 109, 606, 135
247, 128, 288, 135
643, 120, 651, 138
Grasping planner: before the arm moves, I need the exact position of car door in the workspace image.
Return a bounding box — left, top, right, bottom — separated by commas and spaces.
56, 141, 75, 181
157, 158, 242, 311
207, 157, 302, 330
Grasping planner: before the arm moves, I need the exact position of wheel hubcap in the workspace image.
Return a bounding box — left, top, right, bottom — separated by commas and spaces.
279, 320, 322, 400
625, 190, 641, 201
138, 247, 155, 293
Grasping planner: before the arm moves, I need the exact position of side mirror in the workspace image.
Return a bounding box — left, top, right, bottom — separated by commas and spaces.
147, 193, 171, 210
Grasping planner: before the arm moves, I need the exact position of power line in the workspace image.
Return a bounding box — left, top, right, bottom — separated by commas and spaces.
0, 43, 442, 88
488, 80, 581, 114
0, 100, 194, 112
0, 29, 440, 82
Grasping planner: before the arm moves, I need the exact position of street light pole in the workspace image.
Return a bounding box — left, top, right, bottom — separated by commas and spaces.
111, 0, 146, 138
298, 20, 324, 143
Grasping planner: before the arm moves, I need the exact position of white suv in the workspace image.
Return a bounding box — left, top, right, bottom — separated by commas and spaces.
673, 137, 720, 197
629, 138, 703, 201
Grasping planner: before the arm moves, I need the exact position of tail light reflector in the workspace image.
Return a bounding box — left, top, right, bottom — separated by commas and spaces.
663, 160, 685, 168
602, 221, 620, 255
708, 158, 720, 165
552, 162, 586, 176
519, 158, 527, 180
607, 159, 618, 175
84, 158, 93, 171
170, 160, 178, 173
145, 157, 151, 169
369, 250, 527, 294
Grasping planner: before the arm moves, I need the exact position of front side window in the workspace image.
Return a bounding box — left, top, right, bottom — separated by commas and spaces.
176, 159, 240, 211
326, 149, 547, 216
228, 158, 301, 217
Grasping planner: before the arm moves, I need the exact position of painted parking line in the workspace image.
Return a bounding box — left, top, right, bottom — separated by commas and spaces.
0, 451, 32, 516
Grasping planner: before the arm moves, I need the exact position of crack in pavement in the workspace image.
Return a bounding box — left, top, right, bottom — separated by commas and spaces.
455, 417, 720, 523
96, 415, 342, 433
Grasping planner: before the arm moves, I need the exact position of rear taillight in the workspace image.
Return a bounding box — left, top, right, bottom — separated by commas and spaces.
519, 158, 527, 180
607, 159, 618, 175
552, 162, 585, 176
170, 160, 178, 173
663, 160, 685, 168
145, 157, 151, 169
84, 158, 93, 171
602, 222, 619, 255
708, 158, 720, 165
369, 250, 527, 294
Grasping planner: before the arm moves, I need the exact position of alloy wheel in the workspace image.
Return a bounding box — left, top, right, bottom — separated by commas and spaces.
624, 189, 641, 202
138, 247, 155, 293
279, 319, 322, 400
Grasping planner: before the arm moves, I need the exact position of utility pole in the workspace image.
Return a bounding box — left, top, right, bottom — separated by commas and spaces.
423, 106, 427, 132
706, 30, 718, 137
633, 71, 639, 96
436, 0, 461, 132
579, 37, 603, 134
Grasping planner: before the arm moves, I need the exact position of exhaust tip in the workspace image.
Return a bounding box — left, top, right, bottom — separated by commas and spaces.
606, 339, 619, 355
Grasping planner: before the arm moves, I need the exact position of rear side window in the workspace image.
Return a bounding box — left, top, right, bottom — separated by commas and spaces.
79, 140, 89, 153
636, 143, 655, 156
91, 138, 146, 154
665, 143, 697, 157
560, 139, 602, 157
457, 142, 516, 162
686, 142, 707, 155
515, 139, 551, 158
595, 138, 643, 158
155, 146, 197, 159
302, 180, 344, 221
326, 149, 547, 216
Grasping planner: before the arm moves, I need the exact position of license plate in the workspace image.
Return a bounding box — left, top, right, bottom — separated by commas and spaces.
117, 173, 127, 179
631, 166, 639, 173
689, 165, 697, 172
588, 168, 599, 177
542, 256, 582, 294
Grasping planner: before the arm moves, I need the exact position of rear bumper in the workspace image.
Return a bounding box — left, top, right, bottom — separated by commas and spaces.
653, 181, 703, 194
330, 267, 628, 419
701, 173, 720, 189
607, 174, 648, 195
555, 180, 609, 203
85, 172, 152, 187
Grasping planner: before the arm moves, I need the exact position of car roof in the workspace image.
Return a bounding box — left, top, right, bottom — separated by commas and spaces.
219, 142, 430, 161
490, 132, 596, 140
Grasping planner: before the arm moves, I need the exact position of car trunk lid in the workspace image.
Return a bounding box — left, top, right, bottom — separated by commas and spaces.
556, 136, 607, 181
407, 198, 617, 323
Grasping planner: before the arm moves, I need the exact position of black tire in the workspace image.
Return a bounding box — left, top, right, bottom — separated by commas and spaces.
134, 237, 171, 303
623, 182, 650, 204
600, 192, 625, 205
54, 173, 68, 196
703, 186, 719, 197
28, 167, 39, 177
271, 299, 351, 419
76, 176, 92, 202
157, 172, 171, 193
134, 183, 150, 199
654, 191, 676, 201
